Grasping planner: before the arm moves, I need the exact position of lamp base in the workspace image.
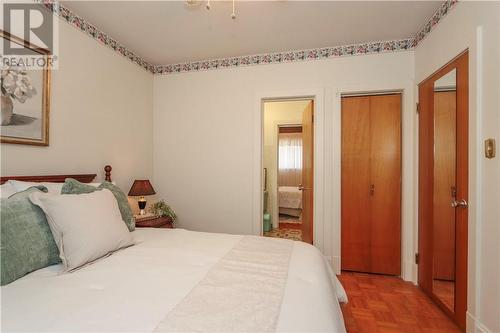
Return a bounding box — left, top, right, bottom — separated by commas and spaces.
138, 197, 147, 215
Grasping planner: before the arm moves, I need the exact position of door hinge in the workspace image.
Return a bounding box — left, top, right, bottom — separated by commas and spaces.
312, 114, 314, 123
416, 103, 420, 114
415, 253, 420, 264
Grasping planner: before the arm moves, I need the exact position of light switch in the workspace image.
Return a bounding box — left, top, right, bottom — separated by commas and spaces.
485, 138, 496, 159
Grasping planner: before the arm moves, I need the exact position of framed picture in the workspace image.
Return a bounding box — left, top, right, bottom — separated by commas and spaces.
1, 30, 51, 146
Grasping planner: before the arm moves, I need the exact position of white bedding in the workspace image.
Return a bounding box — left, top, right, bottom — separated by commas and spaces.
1, 229, 347, 333
279, 186, 303, 209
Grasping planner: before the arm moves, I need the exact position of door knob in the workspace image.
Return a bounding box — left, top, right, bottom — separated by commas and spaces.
298, 184, 304, 191
451, 199, 468, 208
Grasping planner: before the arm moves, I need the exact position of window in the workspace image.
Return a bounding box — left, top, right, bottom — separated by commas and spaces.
278, 133, 302, 171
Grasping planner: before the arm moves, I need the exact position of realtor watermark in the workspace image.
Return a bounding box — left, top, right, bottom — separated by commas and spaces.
1, 1, 59, 69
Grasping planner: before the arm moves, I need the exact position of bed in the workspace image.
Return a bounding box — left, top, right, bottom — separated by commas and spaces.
1, 166, 347, 333
279, 186, 302, 218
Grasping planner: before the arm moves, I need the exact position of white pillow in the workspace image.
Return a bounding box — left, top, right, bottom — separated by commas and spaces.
29, 189, 134, 271
8, 180, 100, 194
0, 182, 17, 198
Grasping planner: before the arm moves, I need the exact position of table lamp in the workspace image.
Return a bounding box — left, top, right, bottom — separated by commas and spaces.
128, 180, 156, 215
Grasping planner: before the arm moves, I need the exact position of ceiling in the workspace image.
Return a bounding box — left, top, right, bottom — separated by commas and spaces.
62, 1, 442, 66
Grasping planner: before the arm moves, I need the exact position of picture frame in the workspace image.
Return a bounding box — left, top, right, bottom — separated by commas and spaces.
1, 30, 51, 146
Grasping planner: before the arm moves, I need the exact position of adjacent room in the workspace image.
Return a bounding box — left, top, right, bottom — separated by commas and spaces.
1, 1, 499, 333
262, 99, 313, 243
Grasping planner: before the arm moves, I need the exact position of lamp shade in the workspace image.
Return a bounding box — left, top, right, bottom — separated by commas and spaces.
128, 180, 156, 196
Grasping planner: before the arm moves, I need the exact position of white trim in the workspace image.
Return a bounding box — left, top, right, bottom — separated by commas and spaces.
472, 26, 484, 333
467, 311, 494, 333
253, 88, 326, 254
340, 89, 404, 98
413, 83, 420, 284
476, 324, 492, 333
332, 82, 416, 280
331, 255, 341, 274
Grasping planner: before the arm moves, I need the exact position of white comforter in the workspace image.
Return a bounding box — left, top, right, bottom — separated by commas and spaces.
1, 229, 347, 333
279, 186, 303, 209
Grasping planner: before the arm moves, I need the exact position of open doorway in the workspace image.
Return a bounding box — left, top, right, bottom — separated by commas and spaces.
262, 99, 314, 244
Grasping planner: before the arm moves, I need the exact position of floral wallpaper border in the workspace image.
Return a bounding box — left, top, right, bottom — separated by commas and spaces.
413, 0, 458, 46
39, 0, 154, 72
153, 39, 415, 74
39, 0, 458, 75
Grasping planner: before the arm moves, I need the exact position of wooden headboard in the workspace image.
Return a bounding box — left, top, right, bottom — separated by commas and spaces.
0, 165, 112, 185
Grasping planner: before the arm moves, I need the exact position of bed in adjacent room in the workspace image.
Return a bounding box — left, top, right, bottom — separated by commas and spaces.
0, 167, 347, 333
278, 185, 303, 218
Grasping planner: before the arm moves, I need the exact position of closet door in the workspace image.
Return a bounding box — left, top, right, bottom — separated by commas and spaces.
369, 95, 401, 275
341, 96, 371, 272
341, 94, 401, 275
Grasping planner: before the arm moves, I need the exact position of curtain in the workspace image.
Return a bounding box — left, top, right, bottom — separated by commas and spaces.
278, 132, 302, 186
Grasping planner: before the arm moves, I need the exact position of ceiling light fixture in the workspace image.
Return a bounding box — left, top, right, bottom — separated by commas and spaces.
186, 0, 236, 20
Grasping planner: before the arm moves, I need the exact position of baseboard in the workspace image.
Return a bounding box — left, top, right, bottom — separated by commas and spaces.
402, 260, 417, 282
467, 311, 494, 333
476, 324, 493, 333
331, 255, 341, 275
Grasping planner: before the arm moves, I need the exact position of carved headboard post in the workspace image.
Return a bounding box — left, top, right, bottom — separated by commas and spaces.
104, 165, 112, 182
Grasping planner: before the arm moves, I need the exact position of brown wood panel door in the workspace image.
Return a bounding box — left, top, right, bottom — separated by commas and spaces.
341, 94, 401, 275
341, 96, 371, 272
418, 79, 435, 293
418, 51, 468, 331
301, 101, 314, 244
369, 94, 402, 275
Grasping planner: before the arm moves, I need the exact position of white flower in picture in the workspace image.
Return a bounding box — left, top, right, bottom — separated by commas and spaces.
1, 66, 38, 126
1, 33, 50, 145
1, 67, 37, 103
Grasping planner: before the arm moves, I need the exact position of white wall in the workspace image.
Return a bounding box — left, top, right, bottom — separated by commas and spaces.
414, 2, 500, 333
263, 100, 309, 228
0, 20, 154, 198
153, 51, 416, 277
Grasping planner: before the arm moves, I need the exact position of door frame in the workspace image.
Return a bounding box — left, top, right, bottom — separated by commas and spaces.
333, 85, 415, 281
253, 89, 325, 253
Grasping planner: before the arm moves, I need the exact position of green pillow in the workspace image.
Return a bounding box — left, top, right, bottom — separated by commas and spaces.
59, 178, 98, 194
61, 178, 135, 231
1, 186, 61, 286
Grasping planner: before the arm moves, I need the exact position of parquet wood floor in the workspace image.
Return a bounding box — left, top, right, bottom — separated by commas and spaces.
263, 227, 302, 241
338, 272, 462, 333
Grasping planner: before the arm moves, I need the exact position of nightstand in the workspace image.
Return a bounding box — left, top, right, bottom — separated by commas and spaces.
134, 215, 174, 229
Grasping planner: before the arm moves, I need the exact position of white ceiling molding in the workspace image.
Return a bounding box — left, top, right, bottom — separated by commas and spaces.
40, 0, 458, 75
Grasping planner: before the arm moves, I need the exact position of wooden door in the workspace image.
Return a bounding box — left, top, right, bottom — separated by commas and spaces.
369, 95, 402, 275
418, 51, 468, 331
341, 96, 371, 271
418, 79, 435, 294
341, 94, 401, 275
301, 101, 314, 244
